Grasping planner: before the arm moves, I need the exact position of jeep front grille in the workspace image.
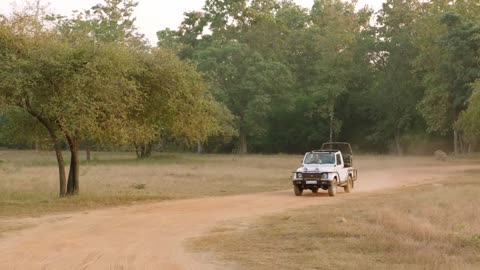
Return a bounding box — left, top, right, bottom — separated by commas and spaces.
303, 173, 321, 180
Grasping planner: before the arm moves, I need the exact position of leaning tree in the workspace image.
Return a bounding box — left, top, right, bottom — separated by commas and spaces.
0, 12, 143, 196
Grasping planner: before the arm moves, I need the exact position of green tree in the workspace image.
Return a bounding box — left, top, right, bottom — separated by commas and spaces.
158, 0, 377, 153
194, 41, 293, 153
298, 0, 367, 142
129, 48, 230, 158
457, 81, 480, 151
0, 11, 142, 196
370, 0, 425, 155
67, 0, 145, 46
416, 7, 480, 154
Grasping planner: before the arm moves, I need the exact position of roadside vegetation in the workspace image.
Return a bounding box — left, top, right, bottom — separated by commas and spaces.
191, 172, 480, 270
0, 151, 296, 219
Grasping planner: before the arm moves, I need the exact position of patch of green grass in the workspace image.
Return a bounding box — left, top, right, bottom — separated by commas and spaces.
191, 174, 480, 270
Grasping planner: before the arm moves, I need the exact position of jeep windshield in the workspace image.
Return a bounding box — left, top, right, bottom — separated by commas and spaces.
304, 152, 335, 165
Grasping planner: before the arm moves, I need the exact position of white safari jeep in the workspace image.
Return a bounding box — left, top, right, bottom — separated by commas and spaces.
292, 142, 358, 196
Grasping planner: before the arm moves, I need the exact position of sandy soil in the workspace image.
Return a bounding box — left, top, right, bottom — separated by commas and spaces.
0, 161, 478, 270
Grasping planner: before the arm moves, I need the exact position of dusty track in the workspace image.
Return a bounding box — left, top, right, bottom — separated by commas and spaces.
0, 162, 478, 270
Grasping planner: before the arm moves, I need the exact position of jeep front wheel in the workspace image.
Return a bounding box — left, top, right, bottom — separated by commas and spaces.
328, 179, 337, 197
344, 176, 353, 193
294, 185, 303, 196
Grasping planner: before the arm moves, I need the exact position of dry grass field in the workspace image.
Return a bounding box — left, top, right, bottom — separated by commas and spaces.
191, 172, 480, 270
0, 150, 298, 219
1, 150, 477, 220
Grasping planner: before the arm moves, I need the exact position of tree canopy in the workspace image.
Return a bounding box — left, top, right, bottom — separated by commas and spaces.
0, 0, 226, 196
157, 0, 480, 155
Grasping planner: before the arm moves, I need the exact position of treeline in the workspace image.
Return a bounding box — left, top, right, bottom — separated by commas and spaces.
158, 0, 480, 155
1, 0, 480, 196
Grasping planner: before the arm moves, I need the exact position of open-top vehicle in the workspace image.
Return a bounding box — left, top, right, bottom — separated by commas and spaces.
292, 142, 358, 196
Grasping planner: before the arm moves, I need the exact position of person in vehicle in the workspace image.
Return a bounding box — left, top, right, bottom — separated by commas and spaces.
306, 152, 335, 164
320, 153, 335, 164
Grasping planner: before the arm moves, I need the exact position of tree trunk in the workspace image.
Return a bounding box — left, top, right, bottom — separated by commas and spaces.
134, 143, 141, 159
458, 132, 464, 154
459, 133, 468, 154
135, 142, 153, 159
54, 143, 67, 197
67, 159, 73, 193
25, 103, 66, 197
329, 112, 334, 143
394, 131, 403, 156
197, 141, 204, 154
86, 142, 91, 162
453, 129, 458, 156
239, 128, 248, 154
145, 143, 153, 158
135, 143, 145, 159
66, 137, 80, 195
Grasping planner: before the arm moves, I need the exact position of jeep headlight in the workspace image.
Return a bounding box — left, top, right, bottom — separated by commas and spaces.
321, 173, 328, 179
296, 172, 303, 179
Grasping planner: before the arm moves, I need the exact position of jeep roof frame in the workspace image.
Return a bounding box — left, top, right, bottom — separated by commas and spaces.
320, 142, 353, 156
311, 150, 338, 153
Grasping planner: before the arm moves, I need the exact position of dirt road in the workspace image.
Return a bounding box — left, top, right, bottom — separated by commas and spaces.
0, 162, 478, 270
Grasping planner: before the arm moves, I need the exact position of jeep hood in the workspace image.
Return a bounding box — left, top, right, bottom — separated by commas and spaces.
296, 164, 335, 172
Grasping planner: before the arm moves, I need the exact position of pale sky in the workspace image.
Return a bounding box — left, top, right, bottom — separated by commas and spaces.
0, 0, 385, 44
